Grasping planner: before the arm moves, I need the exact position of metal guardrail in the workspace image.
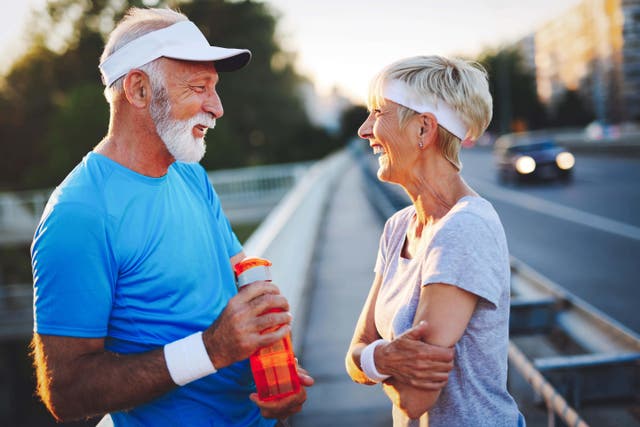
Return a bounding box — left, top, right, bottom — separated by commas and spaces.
508, 343, 590, 427
509, 257, 640, 426
209, 161, 312, 224
0, 284, 34, 339
352, 142, 640, 427
208, 161, 311, 202
0, 190, 50, 245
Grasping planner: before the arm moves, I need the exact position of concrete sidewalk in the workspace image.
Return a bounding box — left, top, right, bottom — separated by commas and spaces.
291, 155, 393, 426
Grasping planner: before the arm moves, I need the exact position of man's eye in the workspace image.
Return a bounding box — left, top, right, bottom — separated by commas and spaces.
190, 85, 206, 93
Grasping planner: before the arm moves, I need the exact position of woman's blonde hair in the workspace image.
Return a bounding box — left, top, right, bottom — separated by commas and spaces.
367, 55, 493, 170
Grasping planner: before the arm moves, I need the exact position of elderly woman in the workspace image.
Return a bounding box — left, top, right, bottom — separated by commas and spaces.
346, 55, 525, 426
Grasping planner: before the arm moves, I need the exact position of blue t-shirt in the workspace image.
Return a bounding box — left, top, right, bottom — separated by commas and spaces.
31, 152, 275, 427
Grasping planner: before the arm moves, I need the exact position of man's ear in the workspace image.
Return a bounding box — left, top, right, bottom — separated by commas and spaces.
122, 69, 152, 108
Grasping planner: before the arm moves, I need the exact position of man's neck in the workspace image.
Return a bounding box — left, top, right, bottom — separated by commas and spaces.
95, 109, 174, 177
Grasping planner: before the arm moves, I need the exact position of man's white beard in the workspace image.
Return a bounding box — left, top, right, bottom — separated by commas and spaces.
149, 89, 216, 163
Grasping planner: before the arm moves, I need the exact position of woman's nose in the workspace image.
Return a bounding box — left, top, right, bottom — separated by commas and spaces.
358, 114, 374, 139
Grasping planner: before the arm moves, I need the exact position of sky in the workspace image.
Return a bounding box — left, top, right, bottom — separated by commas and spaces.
0, 0, 582, 103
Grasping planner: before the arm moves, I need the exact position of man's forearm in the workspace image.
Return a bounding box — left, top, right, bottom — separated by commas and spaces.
33, 334, 176, 422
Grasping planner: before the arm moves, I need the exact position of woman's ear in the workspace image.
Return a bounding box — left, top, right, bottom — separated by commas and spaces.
122, 69, 152, 108
418, 113, 438, 149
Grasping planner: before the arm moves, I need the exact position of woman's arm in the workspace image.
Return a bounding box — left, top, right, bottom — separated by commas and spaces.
346, 273, 384, 384
382, 282, 478, 419
346, 275, 455, 390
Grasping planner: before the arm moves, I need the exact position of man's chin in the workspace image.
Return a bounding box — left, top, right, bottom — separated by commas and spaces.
185, 139, 206, 163
165, 139, 206, 163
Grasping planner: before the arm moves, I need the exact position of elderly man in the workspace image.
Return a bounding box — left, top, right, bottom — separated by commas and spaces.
30, 7, 312, 426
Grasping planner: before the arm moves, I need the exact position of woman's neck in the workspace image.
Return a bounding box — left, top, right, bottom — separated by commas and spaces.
402, 164, 473, 227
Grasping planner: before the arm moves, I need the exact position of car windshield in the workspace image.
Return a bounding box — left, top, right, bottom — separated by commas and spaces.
509, 141, 556, 153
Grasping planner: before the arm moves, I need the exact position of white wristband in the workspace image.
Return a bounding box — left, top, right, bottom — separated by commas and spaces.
164, 331, 217, 386
360, 339, 391, 383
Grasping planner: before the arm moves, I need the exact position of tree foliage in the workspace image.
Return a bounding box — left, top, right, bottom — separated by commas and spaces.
549, 89, 595, 128
0, 0, 338, 191
477, 48, 547, 135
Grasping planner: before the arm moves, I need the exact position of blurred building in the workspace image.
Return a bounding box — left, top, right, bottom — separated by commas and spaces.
516, 0, 640, 123
299, 81, 352, 135
621, 0, 640, 121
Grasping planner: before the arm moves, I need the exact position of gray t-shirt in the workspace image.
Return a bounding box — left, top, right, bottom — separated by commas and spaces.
374, 196, 525, 427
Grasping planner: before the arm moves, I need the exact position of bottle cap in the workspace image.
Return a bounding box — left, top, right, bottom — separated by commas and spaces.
235, 257, 272, 287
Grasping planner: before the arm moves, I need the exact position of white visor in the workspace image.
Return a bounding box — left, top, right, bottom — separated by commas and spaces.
99, 21, 251, 86
382, 79, 468, 140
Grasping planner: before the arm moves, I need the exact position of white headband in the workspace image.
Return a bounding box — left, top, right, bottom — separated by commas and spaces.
99, 21, 251, 86
383, 79, 468, 140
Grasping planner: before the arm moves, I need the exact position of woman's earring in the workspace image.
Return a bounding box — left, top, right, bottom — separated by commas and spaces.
418, 141, 424, 149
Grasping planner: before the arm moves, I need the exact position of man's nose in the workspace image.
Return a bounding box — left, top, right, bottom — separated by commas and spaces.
204, 91, 224, 119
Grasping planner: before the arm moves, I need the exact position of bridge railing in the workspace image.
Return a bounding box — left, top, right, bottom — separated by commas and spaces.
0, 190, 51, 245
209, 161, 312, 224
242, 150, 351, 348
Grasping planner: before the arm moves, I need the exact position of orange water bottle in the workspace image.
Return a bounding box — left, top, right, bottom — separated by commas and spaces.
234, 257, 301, 401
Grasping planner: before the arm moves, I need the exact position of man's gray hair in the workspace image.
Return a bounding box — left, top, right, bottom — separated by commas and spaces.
101, 8, 187, 102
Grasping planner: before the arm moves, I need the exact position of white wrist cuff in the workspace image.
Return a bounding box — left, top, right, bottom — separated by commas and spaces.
164, 331, 217, 386
361, 339, 391, 383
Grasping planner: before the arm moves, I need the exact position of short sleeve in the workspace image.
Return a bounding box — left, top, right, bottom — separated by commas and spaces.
202, 170, 242, 258
421, 213, 504, 307
188, 163, 243, 258
31, 202, 116, 337
373, 229, 388, 275
215, 197, 242, 258
375, 207, 413, 276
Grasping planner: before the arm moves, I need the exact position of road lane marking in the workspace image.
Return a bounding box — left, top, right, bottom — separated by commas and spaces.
469, 178, 640, 241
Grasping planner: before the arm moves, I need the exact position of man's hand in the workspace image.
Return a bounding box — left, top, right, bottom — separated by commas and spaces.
376, 321, 454, 391
250, 365, 314, 419
203, 281, 292, 369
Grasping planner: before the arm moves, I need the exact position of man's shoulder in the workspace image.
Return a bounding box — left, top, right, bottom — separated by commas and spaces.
54, 153, 110, 204
37, 154, 111, 227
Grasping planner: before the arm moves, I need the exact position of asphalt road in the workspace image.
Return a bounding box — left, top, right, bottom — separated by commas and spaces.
459, 146, 640, 334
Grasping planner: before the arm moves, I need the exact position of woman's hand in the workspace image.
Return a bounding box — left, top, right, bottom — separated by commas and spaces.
376, 321, 454, 390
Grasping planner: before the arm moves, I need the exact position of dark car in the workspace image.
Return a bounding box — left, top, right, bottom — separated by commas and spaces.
494, 137, 575, 184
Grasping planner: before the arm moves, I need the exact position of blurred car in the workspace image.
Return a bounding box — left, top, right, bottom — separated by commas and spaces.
494, 138, 575, 184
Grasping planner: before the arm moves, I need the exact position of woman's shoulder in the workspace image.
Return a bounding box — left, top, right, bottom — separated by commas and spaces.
427, 196, 504, 247
442, 196, 501, 231
434, 196, 508, 252
384, 205, 415, 232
